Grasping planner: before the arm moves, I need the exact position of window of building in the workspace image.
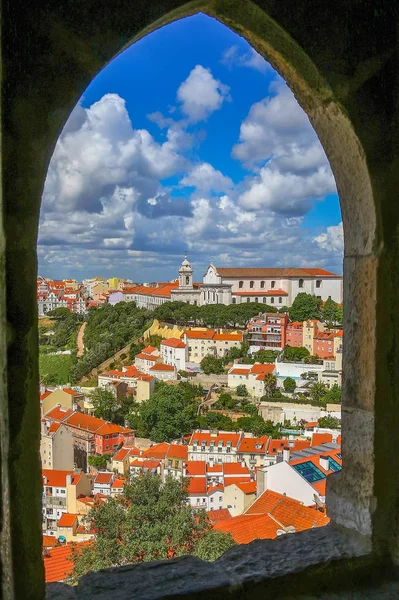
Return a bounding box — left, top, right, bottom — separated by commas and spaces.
271, 281, 276, 288
232, 297, 236, 304
255, 297, 258, 303
270, 297, 274, 304
316, 280, 321, 288
247, 297, 251, 302
263, 297, 267, 304
260, 281, 265, 288
239, 281, 244, 288
278, 297, 283, 303
250, 281, 254, 288
299, 279, 304, 288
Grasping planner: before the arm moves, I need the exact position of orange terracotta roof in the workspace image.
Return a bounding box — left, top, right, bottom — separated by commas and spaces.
214, 513, 280, 543
142, 442, 170, 459
250, 363, 275, 375
184, 330, 215, 339
42, 469, 79, 487
190, 432, 240, 446
94, 472, 113, 485
95, 422, 133, 436
44, 406, 74, 422
161, 338, 186, 348
230, 368, 251, 375
185, 461, 206, 476
137, 373, 155, 382
111, 479, 125, 489
234, 481, 257, 494
166, 444, 188, 460
206, 508, 232, 523
150, 363, 175, 371
57, 513, 78, 528
48, 422, 61, 434
312, 480, 327, 495
40, 390, 53, 401
112, 446, 141, 461
305, 421, 318, 429
216, 267, 339, 278
65, 412, 105, 433
135, 353, 158, 361
213, 333, 243, 341
43, 535, 57, 548
187, 477, 207, 495
63, 388, 80, 396
238, 435, 269, 454
142, 345, 157, 354
206, 463, 223, 474
44, 542, 91, 583
224, 477, 253, 487
223, 463, 250, 476
311, 433, 333, 446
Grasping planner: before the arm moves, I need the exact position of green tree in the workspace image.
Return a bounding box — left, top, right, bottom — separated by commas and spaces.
309, 382, 328, 406
139, 382, 199, 441
284, 345, 310, 362
90, 387, 121, 423
194, 530, 235, 561
322, 298, 340, 325
198, 411, 236, 431
236, 384, 248, 397
336, 303, 343, 325
288, 293, 322, 322
283, 377, 296, 393
322, 384, 342, 404
200, 355, 225, 375
254, 349, 279, 363
47, 306, 72, 320
318, 415, 341, 429
70, 474, 235, 581
263, 373, 277, 397
87, 455, 112, 470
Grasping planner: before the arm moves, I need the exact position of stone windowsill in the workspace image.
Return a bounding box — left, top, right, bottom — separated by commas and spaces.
46, 525, 375, 599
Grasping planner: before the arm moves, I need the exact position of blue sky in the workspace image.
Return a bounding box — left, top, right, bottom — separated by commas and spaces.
39, 13, 343, 282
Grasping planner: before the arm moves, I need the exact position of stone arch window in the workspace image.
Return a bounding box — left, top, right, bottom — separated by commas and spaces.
260, 281, 265, 288
239, 281, 244, 288
298, 279, 304, 288
271, 281, 276, 289
250, 280, 254, 288
185, 275, 190, 285
263, 297, 267, 304
2, 1, 389, 598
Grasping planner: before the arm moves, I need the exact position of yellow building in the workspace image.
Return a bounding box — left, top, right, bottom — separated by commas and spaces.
223, 481, 257, 517
41, 388, 85, 417
136, 375, 155, 402
302, 320, 325, 354
108, 277, 125, 290
40, 420, 74, 470
112, 446, 141, 476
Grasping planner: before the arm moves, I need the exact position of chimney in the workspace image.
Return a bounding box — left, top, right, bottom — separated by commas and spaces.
182, 462, 187, 477
283, 447, 290, 462
276, 449, 283, 463
43, 475, 48, 485
66, 474, 72, 486
209, 456, 214, 467
319, 455, 330, 471
241, 460, 246, 468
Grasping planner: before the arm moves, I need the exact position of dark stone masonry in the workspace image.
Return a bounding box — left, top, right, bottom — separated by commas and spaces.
2, 1, 399, 598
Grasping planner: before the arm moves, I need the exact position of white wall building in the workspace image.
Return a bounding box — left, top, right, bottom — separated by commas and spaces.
256, 460, 322, 506
160, 338, 188, 371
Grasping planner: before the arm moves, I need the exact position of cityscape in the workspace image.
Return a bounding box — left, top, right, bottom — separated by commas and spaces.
40, 257, 343, 582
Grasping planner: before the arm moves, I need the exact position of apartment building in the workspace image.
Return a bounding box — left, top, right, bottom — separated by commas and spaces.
42, 469, 91, 536
40, 419, 74, 470
286, 321, 303, 347
247, 313, 288, 353
182, 330, 243, 363
227, 362, 276, 397
188, 430, 243, 463
160, 338, 188, 371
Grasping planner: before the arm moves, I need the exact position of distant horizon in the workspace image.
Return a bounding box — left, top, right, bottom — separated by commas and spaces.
38, 14, 343, 282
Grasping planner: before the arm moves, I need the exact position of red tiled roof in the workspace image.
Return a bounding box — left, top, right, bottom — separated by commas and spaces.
94, 472, 113, 485
184, 330, 215, 339
44, 542, 91, 583
63, 388, 80, 396
135, 353, 158, 361
206, 508, 232, 523
224, 477, 252, 487
40, 390, 53, 401
65, 412, 105, 433
230, 368, 251, 375
111, 479, 125, 489
250, 363, 275, 375
208, 483, 224, 494
42, 469, 80, 487
142, 345, 157, 354
238, 435, 269, 454
185, 461, 206, 476
43, 535, 57, 548
142, 442, 170, 459
223, 463, 250, 476
150, 363, 175, 372
305, 421, 318, 429
190, 432, 240, 446
48, 422, 61, 434
161, 338, 186, 348
213, 333, 243, 341
112, 446, 141, 461
43, 405, 74, 422
214, 513, 280, 543
96, 422, 133, 436
187, 477, 207, 495
234, 481, 257, 494
166, 444, 188, 460
57, 513, 78, 528
311, 433, 333, 446
215, 267, 339, 278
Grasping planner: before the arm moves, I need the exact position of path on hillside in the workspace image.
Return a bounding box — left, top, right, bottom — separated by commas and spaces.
76, 322, 87, 357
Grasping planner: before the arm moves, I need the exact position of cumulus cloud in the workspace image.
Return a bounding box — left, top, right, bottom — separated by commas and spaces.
177, 65, 231, 122
220, 45, 268, 73
180, 163, 233, 193
313, 221, 344, 254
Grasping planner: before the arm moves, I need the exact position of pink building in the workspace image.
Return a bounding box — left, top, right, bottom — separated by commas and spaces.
247, 313, 288, 352
286, 321, 303, 347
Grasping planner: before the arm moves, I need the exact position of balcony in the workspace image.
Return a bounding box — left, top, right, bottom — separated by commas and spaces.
45, 497, 67, 508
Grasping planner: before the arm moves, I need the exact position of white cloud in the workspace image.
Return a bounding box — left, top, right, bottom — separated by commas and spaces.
180, 163, 233, 192
220, 45, 269, 73
176, 65, 230, 123
314, 222, 344, 254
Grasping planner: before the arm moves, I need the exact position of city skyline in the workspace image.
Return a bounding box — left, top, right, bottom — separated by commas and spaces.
39, 13, 343, 281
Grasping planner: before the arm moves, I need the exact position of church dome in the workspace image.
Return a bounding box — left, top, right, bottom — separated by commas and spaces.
179, 256, 192, 271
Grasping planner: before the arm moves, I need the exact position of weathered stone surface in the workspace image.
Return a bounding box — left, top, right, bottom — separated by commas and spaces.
46, 526, 370, 599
